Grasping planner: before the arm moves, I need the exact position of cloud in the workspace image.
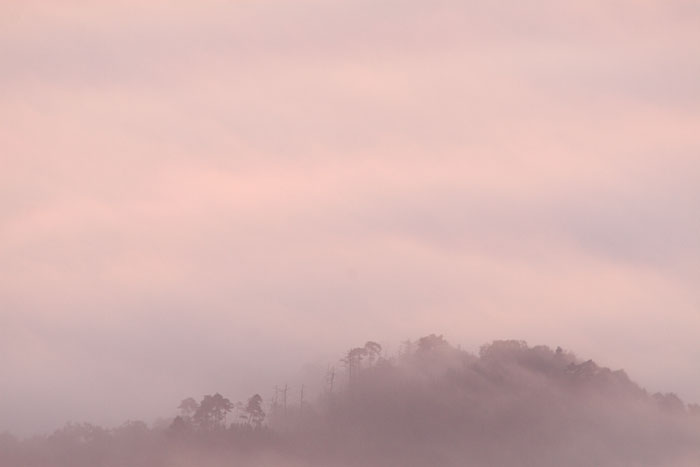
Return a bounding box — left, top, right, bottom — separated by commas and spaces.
1, 0, 699, 434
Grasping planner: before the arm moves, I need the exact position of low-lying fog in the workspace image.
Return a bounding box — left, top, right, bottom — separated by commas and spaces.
2, 336, 699, 466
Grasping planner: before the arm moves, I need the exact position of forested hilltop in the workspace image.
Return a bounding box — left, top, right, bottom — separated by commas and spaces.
2, 335, 699, 467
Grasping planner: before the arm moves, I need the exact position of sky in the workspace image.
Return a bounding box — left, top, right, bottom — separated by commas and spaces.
1, 0, 699, 435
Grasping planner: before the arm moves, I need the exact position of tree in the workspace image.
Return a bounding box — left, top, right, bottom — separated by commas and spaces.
244, 394, 266, 428
341, 342, 383, 385
178, 397, 199, 419
417, 334, 448, 353
653, 392, 685, 413
689, 403, 700, 416
193, 393, 233, 430
169, 416, 191, 437
364, 341, 382, 366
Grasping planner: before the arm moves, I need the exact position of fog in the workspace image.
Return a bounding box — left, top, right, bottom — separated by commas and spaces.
1, 1, 699, 462
2, 336, 699, 466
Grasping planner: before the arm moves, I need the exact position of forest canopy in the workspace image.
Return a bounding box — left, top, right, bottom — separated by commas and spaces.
2, 335, 699, 467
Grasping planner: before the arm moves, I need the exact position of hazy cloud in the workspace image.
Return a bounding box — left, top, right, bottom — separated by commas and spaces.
1, 0, 699, 434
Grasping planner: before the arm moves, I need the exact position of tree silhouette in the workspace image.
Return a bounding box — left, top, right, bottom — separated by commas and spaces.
341, 347, 367, 385
244, 394, 266, 428
178, 397, 199, 419
364, 341, 382, 366
193, 393, 233, 430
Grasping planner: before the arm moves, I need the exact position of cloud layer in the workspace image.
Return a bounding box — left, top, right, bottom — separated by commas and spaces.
1, 0, 699, 434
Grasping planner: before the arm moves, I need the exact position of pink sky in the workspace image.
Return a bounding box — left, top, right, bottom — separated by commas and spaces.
1, 0, 699, 434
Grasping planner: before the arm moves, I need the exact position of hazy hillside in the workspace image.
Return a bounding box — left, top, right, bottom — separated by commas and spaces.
2, 335, 699, 467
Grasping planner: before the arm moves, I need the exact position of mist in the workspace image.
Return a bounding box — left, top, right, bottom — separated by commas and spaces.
2, 336, 699, 466
2, 0, 700, 464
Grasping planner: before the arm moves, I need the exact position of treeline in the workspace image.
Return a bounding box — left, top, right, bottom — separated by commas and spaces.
1, 335, 700, 467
